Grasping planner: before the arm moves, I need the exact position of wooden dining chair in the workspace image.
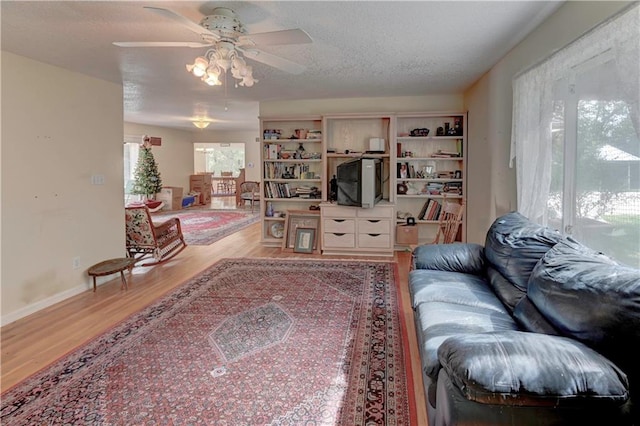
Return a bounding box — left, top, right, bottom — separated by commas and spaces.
218, 171, 234, 193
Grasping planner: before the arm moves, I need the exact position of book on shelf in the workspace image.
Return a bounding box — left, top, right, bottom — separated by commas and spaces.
265, 144, 280, 160
418, 199, 430, 220
443, 181, 463, 195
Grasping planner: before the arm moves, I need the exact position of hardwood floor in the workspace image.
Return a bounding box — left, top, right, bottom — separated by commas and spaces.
1, 203, 427, 424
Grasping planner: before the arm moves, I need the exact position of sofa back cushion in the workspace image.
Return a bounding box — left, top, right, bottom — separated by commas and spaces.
528, 238, 640, 374
484, 212, 563, 292
485, 265, 525, 313
513, 296, 560, 335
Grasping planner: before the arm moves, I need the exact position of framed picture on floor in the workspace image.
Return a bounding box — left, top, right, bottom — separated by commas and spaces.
293, 228, 316, 254
282, 210, 320, 253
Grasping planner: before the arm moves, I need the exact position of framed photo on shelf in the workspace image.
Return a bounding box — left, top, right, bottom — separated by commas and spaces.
282, 210, 320, 252
293, 228, 316, 253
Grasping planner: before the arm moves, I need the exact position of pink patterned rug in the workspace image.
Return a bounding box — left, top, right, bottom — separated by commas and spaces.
152, 208, 259, 245
1, 258, 414, 425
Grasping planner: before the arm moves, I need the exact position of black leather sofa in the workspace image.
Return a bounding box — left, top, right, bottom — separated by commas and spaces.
409, 212, 639, 425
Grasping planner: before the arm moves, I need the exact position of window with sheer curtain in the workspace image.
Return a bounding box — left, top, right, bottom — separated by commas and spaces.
511, 4, 639, 267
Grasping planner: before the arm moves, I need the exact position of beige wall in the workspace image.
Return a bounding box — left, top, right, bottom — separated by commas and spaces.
463, 0, 632, 243
1, 52, 124, 324
123, 123, 195, 193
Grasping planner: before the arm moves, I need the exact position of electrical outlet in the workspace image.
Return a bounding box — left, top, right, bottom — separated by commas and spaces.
91, 174, 105, 185
72, 257, 81, 269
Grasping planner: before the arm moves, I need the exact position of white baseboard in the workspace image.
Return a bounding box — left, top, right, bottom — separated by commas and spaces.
1, 284, 89, 327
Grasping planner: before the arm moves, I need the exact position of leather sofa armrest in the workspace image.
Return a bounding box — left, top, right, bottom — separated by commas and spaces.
412, 243, 485, 275
437, 331, 629, 407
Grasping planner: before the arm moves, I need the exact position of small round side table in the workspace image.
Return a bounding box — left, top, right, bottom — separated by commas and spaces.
88, 258, 137, 292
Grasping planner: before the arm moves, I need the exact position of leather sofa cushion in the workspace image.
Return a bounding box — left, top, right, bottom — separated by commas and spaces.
484, 212, 563, 291
528, 238, 640, 373
438, 331, 629, 406
414, 301, 518, 380
412, 243, 485, 274
409, 270, 503, 311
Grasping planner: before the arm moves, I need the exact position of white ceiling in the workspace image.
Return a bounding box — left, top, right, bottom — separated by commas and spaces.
1, 1, 563, 131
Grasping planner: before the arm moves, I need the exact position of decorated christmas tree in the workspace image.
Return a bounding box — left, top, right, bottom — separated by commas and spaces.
131, 141, 162, 200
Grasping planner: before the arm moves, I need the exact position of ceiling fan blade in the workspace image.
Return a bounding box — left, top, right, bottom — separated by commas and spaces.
238, 29, 312, 47
113, 41, 213, 48
143, 6, 219, 40
238, 47, 306, 75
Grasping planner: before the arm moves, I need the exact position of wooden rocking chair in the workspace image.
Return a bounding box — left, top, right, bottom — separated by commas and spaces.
125, 206, 187, 266
432, 197, 465, 244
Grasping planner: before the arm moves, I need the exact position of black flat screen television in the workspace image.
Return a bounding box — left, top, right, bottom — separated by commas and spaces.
336, 158, 383, 208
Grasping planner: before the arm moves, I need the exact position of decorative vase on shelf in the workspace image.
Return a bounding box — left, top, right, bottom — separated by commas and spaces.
266, 201, 274, 217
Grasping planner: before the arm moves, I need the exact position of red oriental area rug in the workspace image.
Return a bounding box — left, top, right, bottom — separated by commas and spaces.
1, 258, 415, 425
152, 208, 259, 245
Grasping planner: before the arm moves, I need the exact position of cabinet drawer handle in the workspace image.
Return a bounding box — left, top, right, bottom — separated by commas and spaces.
333, 233, 346, 236
333, 219, 346, 223
368, 233, 381, 237
368, 220, 380, 223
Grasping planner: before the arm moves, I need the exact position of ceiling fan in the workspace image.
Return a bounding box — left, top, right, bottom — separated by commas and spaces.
114, 6, 312, 86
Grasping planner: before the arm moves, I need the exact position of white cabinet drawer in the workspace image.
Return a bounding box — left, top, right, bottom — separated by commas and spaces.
323, 232, 356, 248
359, 219, 390, 234
324, 219, 355, 233
358, 233, 391, 248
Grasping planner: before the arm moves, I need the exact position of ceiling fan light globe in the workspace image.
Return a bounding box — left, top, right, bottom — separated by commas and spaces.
194, 56, 208, 67
242, 75, 257, 87
203, 74, 221, 86
231, 67, 245, 79
232, 57, 246, 68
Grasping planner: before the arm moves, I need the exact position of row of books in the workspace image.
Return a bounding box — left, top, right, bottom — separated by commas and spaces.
264, 163, 312, 179
418, 199, 443, 220
264, 182, 320, 199
425, 182, 463, 195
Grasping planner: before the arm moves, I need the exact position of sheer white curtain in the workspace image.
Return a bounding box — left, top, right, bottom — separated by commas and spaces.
511, 4, 639, 224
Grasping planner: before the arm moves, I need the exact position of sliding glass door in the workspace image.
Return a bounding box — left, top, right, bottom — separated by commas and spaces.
549, 54, 639, 267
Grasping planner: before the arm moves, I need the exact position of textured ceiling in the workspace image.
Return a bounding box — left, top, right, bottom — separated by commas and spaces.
1, 1, 563, 131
